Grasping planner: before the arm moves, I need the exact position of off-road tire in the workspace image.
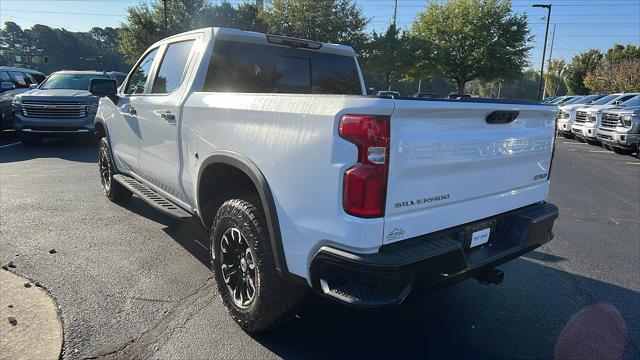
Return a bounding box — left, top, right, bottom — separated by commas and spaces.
210, 197, 305, 333
98, 137, 132, 202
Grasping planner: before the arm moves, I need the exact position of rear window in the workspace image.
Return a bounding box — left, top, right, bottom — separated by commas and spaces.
203, 40, 361, 95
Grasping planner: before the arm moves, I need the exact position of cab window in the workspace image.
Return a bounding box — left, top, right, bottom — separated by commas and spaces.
125, 48, 159, 95
151, 40, 195, 94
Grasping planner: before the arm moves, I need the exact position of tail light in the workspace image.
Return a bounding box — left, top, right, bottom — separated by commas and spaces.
339, 115, 390, 218
548, 119, 558, 180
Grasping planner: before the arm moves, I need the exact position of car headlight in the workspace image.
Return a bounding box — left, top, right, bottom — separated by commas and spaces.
11, 98, 21, 106
621, 114, 637, 127
588, 113, 598, 122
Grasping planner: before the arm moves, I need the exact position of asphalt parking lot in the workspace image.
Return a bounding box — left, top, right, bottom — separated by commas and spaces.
1, 131, 639, 360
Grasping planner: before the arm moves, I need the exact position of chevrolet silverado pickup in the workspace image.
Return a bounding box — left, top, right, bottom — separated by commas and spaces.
91, 27, 559, 332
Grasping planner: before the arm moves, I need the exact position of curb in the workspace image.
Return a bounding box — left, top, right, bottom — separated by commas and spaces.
0, 269, 63, 360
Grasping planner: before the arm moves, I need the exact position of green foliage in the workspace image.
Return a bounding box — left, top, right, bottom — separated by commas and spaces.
604, 44, 640, 64
544, 59, 567, 97
360, 25, 413, 91
0, 22, 127, 73
118, 0, 265, 64
261, 0, 368, 51
564, 49, 602, 95
410, 0, 531, 93
584, 58, 640, 93
466, 69, 539, 100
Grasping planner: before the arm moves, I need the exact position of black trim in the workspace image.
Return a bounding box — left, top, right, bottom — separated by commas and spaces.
309, 202, 559, 307
197, 151, 303, 284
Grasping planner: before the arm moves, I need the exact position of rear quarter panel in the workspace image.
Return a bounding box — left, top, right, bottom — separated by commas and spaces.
181, 93, 394, 278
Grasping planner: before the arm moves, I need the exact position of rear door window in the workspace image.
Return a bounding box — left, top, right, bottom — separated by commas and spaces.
151, 40, 195, 94
204, 40, 360, 95
125, 48, 159, 95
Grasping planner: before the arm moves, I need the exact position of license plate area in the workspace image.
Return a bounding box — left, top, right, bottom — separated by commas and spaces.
464, 220, 496, 250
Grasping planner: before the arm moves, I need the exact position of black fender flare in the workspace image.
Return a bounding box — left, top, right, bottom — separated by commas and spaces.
196, 151, 303, 283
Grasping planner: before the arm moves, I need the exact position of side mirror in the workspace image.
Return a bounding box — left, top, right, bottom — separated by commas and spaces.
29, 83, 38, 90
0, 82, 16, 92
89, 78, 118, 100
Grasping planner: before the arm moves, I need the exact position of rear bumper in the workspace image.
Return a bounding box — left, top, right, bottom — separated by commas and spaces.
596, 129, 639, 149
309, 202, 559, 307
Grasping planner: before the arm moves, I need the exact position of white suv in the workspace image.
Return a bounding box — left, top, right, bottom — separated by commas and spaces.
90, 28, 559, 332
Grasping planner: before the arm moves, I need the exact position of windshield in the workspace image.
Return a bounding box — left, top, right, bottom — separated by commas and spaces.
621, 95, 640, 107
40, 73, 109, 90
550, 97, 567, 104
562, 96, 585, 105
591, 94, 618, 105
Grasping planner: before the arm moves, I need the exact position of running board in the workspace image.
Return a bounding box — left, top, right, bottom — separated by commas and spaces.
112, 174, 192, 218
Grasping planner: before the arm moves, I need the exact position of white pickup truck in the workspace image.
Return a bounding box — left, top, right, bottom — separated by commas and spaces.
91, 27, 559, 332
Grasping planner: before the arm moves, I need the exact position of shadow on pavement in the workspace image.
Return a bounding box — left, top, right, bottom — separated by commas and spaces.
111, 197, 640, 359
255, 260, 639, 360
0, 134, 97, 164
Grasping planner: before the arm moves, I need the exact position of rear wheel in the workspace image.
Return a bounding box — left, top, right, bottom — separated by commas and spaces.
210, 197, 305, 333
98, 137, 132, 202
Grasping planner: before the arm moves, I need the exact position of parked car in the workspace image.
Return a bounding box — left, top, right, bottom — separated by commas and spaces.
413, 92, 437, 99
376, 90, 401, 98
597, 95, 640, 155
91, 27, 559, 333
0, 66, 46, 129
549, 95, 581, 105
571, 93, 639, 144
11, 70, 124, 144
556, 94, 606, 138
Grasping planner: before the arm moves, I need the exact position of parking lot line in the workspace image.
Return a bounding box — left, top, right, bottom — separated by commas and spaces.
0, 142, 21, 149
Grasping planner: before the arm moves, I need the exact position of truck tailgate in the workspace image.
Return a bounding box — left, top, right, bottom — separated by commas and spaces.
383, 100, 557, 244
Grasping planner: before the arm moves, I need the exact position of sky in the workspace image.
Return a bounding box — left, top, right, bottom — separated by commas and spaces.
1, 0, 639, 71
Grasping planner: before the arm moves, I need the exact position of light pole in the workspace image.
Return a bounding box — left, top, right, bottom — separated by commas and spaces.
533, 4, 552, 101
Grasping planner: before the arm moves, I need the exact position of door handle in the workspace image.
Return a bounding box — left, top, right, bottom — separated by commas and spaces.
161, 112, 176, 124
128, 107, 137, 115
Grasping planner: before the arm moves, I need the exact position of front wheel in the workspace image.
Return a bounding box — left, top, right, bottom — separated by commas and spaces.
98, 137, 132, 202
210, 198, 305, 333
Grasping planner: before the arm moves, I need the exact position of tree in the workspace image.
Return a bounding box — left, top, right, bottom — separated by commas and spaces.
544, 59, 567, 97
584, 58, 640, 93
118, 0, 264, 64
261, 0, 368, 51
604, 44, 640, 64
564, 49, 602, 95
410, 0, 531, 94
361, 25, 413, 91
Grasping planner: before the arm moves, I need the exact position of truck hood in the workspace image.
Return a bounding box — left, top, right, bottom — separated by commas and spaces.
16, 89, 98, 103
576, 104, 618, 113
560, 103, 591, 111
603, 105, 640, 115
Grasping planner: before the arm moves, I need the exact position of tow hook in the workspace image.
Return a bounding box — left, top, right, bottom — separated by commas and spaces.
475, 268, 504, 285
